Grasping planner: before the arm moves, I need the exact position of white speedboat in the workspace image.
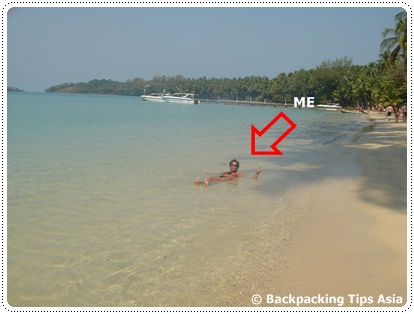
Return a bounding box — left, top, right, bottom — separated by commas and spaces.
140, 93, 166, 102
316, 103, 342, 111
162, 93, 198, 104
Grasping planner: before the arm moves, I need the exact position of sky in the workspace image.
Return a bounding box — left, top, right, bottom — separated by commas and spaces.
7, 5, 405, 92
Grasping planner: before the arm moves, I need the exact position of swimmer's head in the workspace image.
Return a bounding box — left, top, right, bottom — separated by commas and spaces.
229, 160, 239, 168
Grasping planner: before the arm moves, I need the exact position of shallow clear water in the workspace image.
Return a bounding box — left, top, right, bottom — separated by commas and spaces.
7, 92, 368, 306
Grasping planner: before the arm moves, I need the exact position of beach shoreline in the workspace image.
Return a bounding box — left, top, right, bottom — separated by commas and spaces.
223, 111, 408, 307
8, 94, 409, 307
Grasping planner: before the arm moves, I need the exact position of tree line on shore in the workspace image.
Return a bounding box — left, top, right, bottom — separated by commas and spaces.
45, 11, 406, 108
7, 86, 24, 92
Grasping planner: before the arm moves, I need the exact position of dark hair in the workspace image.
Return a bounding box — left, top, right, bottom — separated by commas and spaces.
229, 159, 239, 167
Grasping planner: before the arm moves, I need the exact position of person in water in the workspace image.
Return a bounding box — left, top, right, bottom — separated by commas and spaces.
194, 159, 261, 186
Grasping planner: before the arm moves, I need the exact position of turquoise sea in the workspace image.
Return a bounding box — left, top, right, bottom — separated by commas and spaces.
7, 92, 370, 306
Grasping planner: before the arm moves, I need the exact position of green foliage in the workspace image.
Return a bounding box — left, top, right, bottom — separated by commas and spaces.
7, 86, 25, 92
381, 11, 407, 67
46, 11, 406, 108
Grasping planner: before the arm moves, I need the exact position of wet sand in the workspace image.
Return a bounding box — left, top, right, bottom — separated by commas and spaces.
223, 111, 408, 308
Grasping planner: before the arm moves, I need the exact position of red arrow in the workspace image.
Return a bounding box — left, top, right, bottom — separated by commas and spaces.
251, 112, 296, 155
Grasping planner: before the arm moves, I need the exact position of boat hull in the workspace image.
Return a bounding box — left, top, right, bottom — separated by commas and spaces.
162, 93, 198, 104
316, 104, 342, 110
140, 95, 165, 102
340, 109, 357, 114
163, 98, 195, 104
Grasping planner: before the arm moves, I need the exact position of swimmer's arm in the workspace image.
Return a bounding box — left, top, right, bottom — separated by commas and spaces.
253, 167, 261, 179
237, 167, 261, 179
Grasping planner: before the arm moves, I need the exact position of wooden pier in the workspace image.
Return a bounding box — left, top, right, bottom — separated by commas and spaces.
199, 98, 295, 107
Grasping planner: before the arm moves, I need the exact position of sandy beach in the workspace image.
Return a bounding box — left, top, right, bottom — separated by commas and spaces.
223, 111, 408, 308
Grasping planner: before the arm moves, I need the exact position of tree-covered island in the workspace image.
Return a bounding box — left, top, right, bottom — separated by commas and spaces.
7, 86, 25, 92
46, 11, 406, 108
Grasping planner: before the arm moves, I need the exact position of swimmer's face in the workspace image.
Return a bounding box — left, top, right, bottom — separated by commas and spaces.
230, 162, 239, 170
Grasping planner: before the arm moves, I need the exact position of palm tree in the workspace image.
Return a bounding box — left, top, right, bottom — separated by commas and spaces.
380, 11, 407, 67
